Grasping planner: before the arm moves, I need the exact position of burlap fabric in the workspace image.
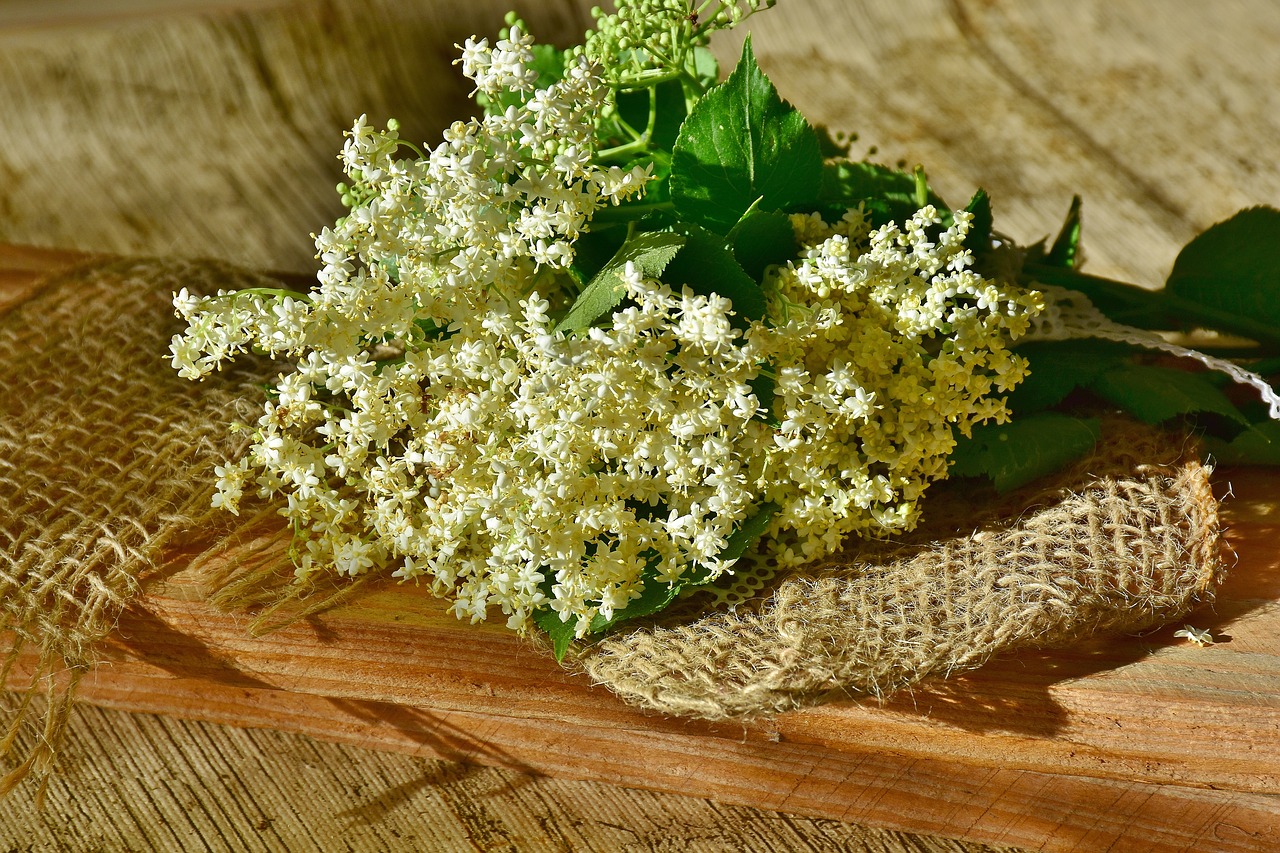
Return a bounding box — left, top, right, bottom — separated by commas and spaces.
577, 426, 1224, 720
0, 258, 279, 798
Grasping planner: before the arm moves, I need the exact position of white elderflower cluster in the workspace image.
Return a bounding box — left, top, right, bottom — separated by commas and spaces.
753, 206, 1042, 565
171, 26, 1039, 640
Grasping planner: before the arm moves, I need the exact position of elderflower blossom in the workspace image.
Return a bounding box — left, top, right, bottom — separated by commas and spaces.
171, 23, 1040, 638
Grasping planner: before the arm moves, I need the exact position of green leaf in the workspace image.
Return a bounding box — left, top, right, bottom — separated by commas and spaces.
818, 160, 948, 226
949, 414, 1101, 493
570, 225, 629, 283
1091, 364, 1250, 426
1045, 195, 1083, 269
660, 225, 767, 324
533, 604, 577, 662
961, 188, 994, 255
1006, 339, 1134, 415
533, 503, 781, 661
1166, 206, 1280, 335
669, 36, 823, 234
692, 45, 719, 89
747, 368, 780, 426
730, 208, 797, 281
556, 231, 686, 333
616, 77, 687, 152
1202, 419, 1280, 465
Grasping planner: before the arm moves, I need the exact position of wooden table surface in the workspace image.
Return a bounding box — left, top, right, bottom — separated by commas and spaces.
3, 2, 1280, 851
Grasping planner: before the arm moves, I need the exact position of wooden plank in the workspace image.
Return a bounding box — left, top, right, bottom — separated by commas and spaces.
3, 245, 1280, 850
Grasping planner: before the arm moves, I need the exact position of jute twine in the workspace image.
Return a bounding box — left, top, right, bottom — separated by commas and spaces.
575, 423, 1225, 720
0, 258, 280, 800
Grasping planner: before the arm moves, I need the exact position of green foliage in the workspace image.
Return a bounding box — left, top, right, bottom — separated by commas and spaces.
670, 37, 823, 234
557, 231, 686, 333
961, 188, 993, 255
818, 160, 948, 225
1005, 339, 1133, 415
1090, 364, 1249, 427
1166, 206, 1280, 337
729, 207, 797, 280
950, 415, 1101, 493
1202, 419, 1280, 465
535, 502, 781, 660
1045, 195, 1083, 269
661, 224, 768, 323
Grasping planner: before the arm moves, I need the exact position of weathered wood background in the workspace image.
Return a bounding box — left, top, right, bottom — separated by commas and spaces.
2, 1, 1279, 851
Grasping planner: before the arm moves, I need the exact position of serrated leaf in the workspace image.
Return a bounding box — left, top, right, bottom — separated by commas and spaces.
1091, 364, 1249, 426
556, 231, 685, 333
730, 208, 797, 281
570, 225, 628, 282
662, 225, 767, 324
1166, 206, 1280, 335
533, 503, 781, 661
1045, 195, 1083, 269
1202, 419, 1280, 465
1006, 339, 1134, 415
949, 414, 1100, 493
589, 500, 782, 633
670, 36, 823, 234
961, 188, 994, 255
818, 159, 948, 225
533, 605, 577, 662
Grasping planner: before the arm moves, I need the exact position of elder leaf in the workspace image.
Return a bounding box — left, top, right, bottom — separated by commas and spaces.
1006, 339, 1134, 415
670, 36, 822, 234
730, 207, 797, 281
950, 414, 1100, 493
662, 224, 767, 324
1045, 195, 1083, 269
818, 159, 949, 226
1166, 206, 1280, 335
961, 187, 994, 255
1202, 419, 1280, 465
1091, 364, 1249, 426
556, 231, 685, 333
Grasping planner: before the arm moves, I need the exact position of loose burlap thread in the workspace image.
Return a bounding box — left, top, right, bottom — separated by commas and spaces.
0, 257, 1226, 794
0, 258, 281, 799
576, 425, 1225, 720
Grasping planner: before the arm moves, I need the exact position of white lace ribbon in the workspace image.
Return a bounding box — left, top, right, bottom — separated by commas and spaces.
1024, 285, 1280, 420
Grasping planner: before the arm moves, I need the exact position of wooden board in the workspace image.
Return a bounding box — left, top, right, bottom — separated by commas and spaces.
4, 0, 1280, 848
4, 245, 1280, 852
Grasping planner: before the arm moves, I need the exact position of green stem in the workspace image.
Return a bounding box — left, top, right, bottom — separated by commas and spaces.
1022, 262, 1280, 351
597, 88, 658, 163
590, 200, 675, 224
205, 286, 313, 304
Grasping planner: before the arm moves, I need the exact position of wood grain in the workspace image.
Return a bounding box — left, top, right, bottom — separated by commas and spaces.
3, 245, 1280, 851
3, 0, 1280, 849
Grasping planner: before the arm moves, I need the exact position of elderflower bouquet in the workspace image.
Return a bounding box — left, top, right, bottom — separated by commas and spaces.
171, 0, 1280, 659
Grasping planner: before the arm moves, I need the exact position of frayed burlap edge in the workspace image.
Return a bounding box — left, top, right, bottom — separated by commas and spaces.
573, 421, 1225, 721
0, 257, 286, 800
